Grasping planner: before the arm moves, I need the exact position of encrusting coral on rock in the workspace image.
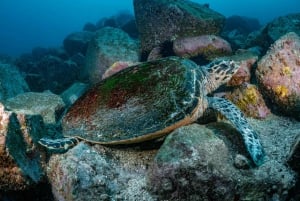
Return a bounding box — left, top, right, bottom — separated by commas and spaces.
256, 32, 300, 119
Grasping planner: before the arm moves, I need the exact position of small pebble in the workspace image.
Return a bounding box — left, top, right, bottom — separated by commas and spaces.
234, 154, 251, 169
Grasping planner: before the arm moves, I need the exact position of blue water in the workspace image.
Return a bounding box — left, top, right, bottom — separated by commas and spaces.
0, 0, 299, 56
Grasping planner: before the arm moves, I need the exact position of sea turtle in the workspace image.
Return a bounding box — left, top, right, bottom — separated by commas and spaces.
39, 56, 265, 166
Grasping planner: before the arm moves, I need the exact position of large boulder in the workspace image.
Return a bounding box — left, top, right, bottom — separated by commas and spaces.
63, 31, 95, 56
225, 83, 270, 119
264, 13, 300, 44
46, 143, 157, 201
134, 0, 225, 59
60, 82, 88, 108
16, 54, 81, 94
227, 50, 259, 87
5, 92, 65, 125
83, 27, 139, 84
223, 15, 261, 36
256, 32, 300, 119
221, 15, 261, 50
247, 13, 300, 51
0, 63, 29, 101
44, 114, 299, 200
148, 121, 296, 201
0, 102, 46, 191
173, 35, 232, 61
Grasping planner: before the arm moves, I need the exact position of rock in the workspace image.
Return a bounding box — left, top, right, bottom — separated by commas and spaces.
0, 63, 29, 101
63, 31, 95, 56
134, 0, 225, 59
248, 13, 300, 52
147, 46, 163, 61
234, 154, 251, 169
265, 13, 300, 44
223, 15, 261, 36
93, 11, 138, 38
47, 143, 157, 201
102, 61, 136, 79
60, 82, 88, 108
112, 11, 135, 28
228, 50, 259, 86
31, 47, 50, 60
17, 55, 81, 94
83, 22, 97, 32
0, 102, 46, 191
83, 27, 139, 84
173, 35, 232, 60
287, 134, 300, 173
225, 83, 270, 119
121, 19, 139, 39
0, 54, 14, 64
69, 52, 85, 68
5, 92, 65, 125
256, 32, 300, 119
43, 113, 300, 200
47, 47, 69, 60
221, 15, 261, 50
148, 122, 296, 201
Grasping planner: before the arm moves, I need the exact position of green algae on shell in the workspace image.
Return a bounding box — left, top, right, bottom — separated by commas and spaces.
40, 56, 266, 166
62, 57, 206, 144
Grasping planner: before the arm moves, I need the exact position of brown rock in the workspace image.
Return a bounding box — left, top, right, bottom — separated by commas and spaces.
225, 83, 270, 119
256, 32, 300, 119
102, 61, 137, 79
0, 102, 46, 191
228, 50, 259, 86
173, 35, 232, 60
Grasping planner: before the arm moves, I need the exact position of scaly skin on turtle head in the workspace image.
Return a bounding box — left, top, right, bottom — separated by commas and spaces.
203, 59, 240, 93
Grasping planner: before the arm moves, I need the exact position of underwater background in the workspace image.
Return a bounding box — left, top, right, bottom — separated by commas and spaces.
0, 0, 299, 56
0, 0, 300, 201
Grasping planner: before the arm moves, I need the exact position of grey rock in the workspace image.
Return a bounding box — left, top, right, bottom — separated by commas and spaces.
221, 16, 262, 50
19, 54, 81, 94
288, 134, 300, 173
223, 15, 261, 36
0, 54, 14, 64
0, 102, 46, 191
0, 63, 29, 101
234, 154, 251, 169
266, 13, 300, 43
83, 22, 97, 32
63, 31, 95, 56
60, 82, 88, 108
44, 114, 300, 200
5, 92, 65, 124
47, 143, 157, 201
134, 0, 225, 58
247, 13, 300, 51
148, 121, 296, 201
83, 27, 139, 84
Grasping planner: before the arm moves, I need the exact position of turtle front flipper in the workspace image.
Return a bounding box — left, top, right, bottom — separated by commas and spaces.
38, 137, 80, 152
207, 96, 265, 166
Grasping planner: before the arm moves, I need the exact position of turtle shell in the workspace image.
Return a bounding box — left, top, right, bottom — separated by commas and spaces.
62, 57, 207, 144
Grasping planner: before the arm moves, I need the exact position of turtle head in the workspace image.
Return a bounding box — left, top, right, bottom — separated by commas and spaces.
203, 59, 240, 93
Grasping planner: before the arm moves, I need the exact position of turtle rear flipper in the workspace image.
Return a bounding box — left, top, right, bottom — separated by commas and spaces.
38, 137, 80, 152
207, 96, 265, 166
